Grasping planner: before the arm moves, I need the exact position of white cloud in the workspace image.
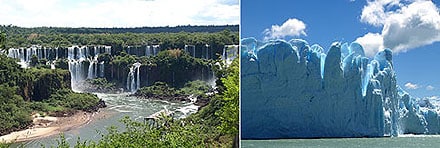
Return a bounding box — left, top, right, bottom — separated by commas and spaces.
426, 85, 435, 90
357, 0, 440, 57
360, 0, 400, 26
263, 18, 307, 40
0, 0, 239, 27
354, 33, 384, 57
405, 82, 419, 90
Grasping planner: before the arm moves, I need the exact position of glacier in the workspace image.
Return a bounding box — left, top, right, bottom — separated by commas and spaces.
241, 37, 440, 139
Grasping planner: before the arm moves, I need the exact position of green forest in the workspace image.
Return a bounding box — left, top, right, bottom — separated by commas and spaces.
0, 25, 239, 49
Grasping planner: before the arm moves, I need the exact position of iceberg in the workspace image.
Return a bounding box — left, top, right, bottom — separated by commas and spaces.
241, 38, 440, 139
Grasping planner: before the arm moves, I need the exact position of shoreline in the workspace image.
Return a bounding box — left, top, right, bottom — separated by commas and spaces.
0, 110, 110, 143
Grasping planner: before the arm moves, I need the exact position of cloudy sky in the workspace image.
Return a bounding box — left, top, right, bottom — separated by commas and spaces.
242, 0, 440, 98
0, 0, 239, 27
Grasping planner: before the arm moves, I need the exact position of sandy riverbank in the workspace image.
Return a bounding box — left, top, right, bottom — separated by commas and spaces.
0, 110, 110, 143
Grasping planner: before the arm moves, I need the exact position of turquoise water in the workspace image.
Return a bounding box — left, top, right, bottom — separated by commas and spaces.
242, 136, 440, 148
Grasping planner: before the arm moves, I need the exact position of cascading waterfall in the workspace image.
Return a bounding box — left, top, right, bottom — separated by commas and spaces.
87, 56, 99, 79
66, 46, 111, 89
50, 61, 56, 69
152, 45, 160, 56
222, 45, 238, 65
7, 45, 52, 68
126, 62, 141, 92
6, 44, 218, 92
99, 61, 105, 77
222, 46, 226, 61
205, 44, 209, 59
87, 60, 94, 79
184, 45, 196, 57
126, 67, 134, 92
145, 45, 151, 56
136, 63, 140, 90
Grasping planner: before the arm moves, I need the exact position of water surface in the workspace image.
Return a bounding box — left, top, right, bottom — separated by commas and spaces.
242, 135, 440, 148
16, 93, 197, 147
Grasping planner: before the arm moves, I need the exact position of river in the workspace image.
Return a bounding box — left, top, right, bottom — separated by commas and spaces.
14, 93, 198, 147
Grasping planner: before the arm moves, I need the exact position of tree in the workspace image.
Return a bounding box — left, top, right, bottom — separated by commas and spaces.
217, 58, 239, 134
0, 31, 6, 52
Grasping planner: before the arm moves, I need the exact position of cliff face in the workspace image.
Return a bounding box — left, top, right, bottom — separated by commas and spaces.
241, 38, 439, 139
8, 45, 224, 92
19, 69, 71, 101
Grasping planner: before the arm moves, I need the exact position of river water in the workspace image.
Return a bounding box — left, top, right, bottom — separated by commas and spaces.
241, 135, 440, 148
15, 93, 198, 147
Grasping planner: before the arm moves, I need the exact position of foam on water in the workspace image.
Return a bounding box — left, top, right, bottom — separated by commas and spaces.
17, 93, 199, 147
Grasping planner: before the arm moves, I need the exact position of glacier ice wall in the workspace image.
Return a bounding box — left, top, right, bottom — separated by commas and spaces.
241, 38, 440, 139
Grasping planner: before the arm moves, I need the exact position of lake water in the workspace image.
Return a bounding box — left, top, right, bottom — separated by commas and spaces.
14, 93, 198, 147
241, 135, 440, 148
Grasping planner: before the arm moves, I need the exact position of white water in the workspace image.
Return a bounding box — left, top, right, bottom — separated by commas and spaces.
152, 45, 160, 56
67, 46, 111, 89
99, 61, 105, 77
205, 44, 209, 59
126, 62, 142, 92
7, 45, 49, 68
16, 93, 199, 147
222, 45, 238, 65
185, 45, 196, 57
145, 45, 151, 56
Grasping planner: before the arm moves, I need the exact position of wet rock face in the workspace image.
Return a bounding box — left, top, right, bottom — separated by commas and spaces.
241, 38, 439, 139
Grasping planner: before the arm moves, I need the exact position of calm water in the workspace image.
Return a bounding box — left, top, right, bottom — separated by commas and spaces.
14, 93, 198, 147
242, 135, 440, 148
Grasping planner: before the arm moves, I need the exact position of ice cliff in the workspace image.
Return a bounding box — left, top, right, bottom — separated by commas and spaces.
241, 38, 440, 139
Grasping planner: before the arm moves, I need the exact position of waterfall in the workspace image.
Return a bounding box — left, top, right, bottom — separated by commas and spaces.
105, 46, 111, 54
184, 45, 196, 57
87, 58, 94, 79
94, 59, 98, 77
205, 44, 209, 59
126, 66, 135, 92
66, 46, 112, 89
126, 62, 141, 92
206, 65, 211, 80
145, 45, 151, 56
223, 45, 238, 65
69, 59, 86, 86
50, 61, 55, 69
127, 46, 131, 55
222, 46, 226, 61
68, 46, 75, 59
5, 45, 114, 90
136, 63, 140, 90
152, 45, 160, 56
99, 61, 105, 77
55, 48, 59, 60
87, 56, 99, 79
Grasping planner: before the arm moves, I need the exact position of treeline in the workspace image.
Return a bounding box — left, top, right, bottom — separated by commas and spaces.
0, 25, 239, 50
0, 25, 238, 34
1, 29, 239, 52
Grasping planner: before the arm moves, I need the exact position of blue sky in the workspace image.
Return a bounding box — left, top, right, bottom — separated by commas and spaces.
241, 0, 440, 99
0, 0, 239, 27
